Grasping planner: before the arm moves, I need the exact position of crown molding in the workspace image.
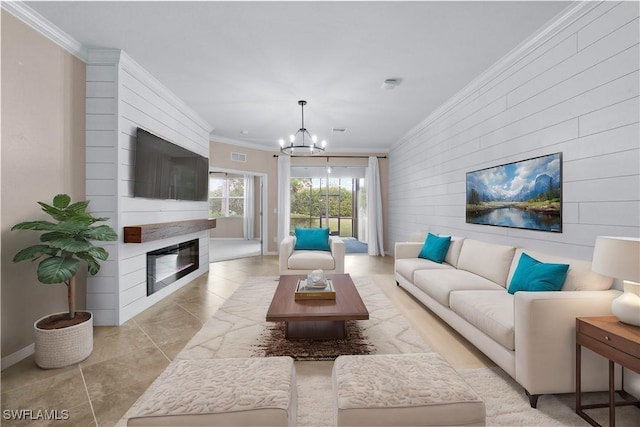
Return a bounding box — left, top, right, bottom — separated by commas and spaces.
392, 1, 600, 151
2, 1, 88, 61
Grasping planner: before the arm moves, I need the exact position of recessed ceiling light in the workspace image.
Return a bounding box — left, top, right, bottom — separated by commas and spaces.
240, 130, 249, 135
332, 128, 347, 133
381, 78, 402, 90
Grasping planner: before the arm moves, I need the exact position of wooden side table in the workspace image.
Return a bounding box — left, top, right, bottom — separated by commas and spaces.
576, 316, 640, 427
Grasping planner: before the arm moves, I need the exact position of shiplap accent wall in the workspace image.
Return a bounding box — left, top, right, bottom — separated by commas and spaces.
389, 1, 639, 260
86, 49, 212, 325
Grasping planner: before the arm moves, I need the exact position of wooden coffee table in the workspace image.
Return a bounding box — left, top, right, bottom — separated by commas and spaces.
266, 274, 369, 340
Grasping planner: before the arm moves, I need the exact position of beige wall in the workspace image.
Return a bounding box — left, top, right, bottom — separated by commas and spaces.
1, 11, 87, 359
210, 217, 244, 238
210, 140, 389, 253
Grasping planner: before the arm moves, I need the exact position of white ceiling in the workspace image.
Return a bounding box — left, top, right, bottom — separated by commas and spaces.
24, 1, 572, 153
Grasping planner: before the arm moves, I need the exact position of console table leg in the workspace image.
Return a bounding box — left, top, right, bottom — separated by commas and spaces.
576, 343, 582, 414
609, 360, 615, 427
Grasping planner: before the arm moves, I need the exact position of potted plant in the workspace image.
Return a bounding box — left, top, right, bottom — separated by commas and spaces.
12, 193, 118, 368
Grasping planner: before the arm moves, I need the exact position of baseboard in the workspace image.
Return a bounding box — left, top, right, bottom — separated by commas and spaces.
1, 343, 34, 371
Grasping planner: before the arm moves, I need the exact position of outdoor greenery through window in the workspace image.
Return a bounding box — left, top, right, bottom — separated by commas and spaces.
290, 177, 356, 237
209, 176, 244, 218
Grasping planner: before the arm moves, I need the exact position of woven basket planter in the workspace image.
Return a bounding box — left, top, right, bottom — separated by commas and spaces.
34, 312, 93, 369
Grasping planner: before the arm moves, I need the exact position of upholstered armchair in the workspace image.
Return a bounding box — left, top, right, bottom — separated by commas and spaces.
279, 229, 345, 275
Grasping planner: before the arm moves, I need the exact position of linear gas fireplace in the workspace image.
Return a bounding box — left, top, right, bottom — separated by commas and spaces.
147, 239, 199, 296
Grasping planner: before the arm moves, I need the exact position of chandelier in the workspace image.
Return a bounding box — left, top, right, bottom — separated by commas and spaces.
279, 100, 326, 155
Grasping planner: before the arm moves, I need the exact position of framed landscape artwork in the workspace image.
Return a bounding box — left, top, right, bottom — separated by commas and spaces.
466, 153, 562, 232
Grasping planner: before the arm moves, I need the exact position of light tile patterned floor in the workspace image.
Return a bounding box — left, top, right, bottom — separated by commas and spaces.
0, 255, 491, 426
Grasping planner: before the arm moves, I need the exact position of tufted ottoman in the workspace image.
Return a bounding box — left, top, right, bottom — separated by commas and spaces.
127, 357, 296, 426
333, 353, 485, 426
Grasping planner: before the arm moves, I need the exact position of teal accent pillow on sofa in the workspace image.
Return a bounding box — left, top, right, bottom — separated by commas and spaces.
418, 233, 451, 263
294, 228, 331, 251
508, 252, 570, 294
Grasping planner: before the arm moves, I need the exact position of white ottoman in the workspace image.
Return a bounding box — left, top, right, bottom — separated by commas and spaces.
333, 353, 485, 426
127, 357, 296, 426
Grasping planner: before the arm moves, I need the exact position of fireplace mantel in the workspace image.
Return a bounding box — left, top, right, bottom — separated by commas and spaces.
124, 219, 216, 243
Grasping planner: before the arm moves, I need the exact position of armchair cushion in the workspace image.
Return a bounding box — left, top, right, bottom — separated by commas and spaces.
294, 227, 330, 251
280, 235, 345, 275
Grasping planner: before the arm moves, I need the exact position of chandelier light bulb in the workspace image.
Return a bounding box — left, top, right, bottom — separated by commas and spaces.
289, 134, 295, 143
312, 135, 318, 143
321, 140, 327, 148
279, 139, 285, 147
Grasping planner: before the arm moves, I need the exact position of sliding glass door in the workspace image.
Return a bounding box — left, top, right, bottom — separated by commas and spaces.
289, 166, 365, 237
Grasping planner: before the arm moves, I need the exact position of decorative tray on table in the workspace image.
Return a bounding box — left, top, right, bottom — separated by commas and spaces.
294, 279, 336, 300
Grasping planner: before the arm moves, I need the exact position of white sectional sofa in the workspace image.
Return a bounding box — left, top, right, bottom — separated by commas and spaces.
394, 236, 621, 408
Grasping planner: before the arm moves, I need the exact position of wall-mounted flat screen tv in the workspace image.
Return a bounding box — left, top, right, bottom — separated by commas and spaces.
133, 128, 209, 201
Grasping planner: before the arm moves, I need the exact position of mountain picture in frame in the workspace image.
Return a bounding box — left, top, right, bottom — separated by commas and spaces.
466, 153, 562, 232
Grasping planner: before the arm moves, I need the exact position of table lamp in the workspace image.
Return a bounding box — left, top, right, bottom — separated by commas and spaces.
592, 236, 640, 326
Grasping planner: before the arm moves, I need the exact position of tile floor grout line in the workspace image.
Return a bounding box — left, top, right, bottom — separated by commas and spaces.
172, 299, 208, 326
79, 365, 99, 427
131, 318, 173, 363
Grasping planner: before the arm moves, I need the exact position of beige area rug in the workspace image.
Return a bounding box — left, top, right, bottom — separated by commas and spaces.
175, 275, 432, 361
119, 276, 639, 426
292, 364, 640, 426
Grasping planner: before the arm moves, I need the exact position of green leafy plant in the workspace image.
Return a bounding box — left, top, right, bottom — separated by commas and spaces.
12, 194, 118, 320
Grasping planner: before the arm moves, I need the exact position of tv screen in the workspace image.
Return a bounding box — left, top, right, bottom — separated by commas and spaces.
133, 128, 209, 201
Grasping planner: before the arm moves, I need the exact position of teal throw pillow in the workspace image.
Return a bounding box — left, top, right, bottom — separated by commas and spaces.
294, 228, 330, 251
418, 233, 451, 263
508, 252, 570, 294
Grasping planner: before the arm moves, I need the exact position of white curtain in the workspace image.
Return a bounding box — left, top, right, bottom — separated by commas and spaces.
277, 155, 291, 249
243, 175, 254, 240
366, 156, 384, 256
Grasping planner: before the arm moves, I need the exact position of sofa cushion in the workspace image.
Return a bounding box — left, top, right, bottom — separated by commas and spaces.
507, 249, 613, 291
294, 227, 330, 251
457, 239, 516, 287
413, 269, 504, 307
418, 233, 451, 263
288, 250, 335, 270
508, 252, 569, 294
395, 258, 454, 282
444, 236, 465, 268
450, 290, 515, 351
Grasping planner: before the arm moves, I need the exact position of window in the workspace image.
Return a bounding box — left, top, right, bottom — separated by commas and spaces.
209, 175, 244, 218
289, 167, 363, 237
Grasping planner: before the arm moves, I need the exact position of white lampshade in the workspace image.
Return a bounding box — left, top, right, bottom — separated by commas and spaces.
592, 236, 640, 326
592, 236, 640, 282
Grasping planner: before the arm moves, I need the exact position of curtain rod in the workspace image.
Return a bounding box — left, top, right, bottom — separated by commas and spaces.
272, 154, 387, 159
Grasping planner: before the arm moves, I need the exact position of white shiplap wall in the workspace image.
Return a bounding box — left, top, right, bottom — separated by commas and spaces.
389, 1, 640, 260
86, 49, 212, 325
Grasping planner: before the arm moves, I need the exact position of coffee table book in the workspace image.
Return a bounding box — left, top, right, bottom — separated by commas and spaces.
295, 279, 336, 300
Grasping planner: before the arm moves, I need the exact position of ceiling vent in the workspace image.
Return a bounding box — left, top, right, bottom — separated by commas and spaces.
231, 152, 246, 162
332, 128, 347, 133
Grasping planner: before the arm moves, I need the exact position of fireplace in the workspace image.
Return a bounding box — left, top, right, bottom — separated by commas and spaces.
147, 239, 199, 296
